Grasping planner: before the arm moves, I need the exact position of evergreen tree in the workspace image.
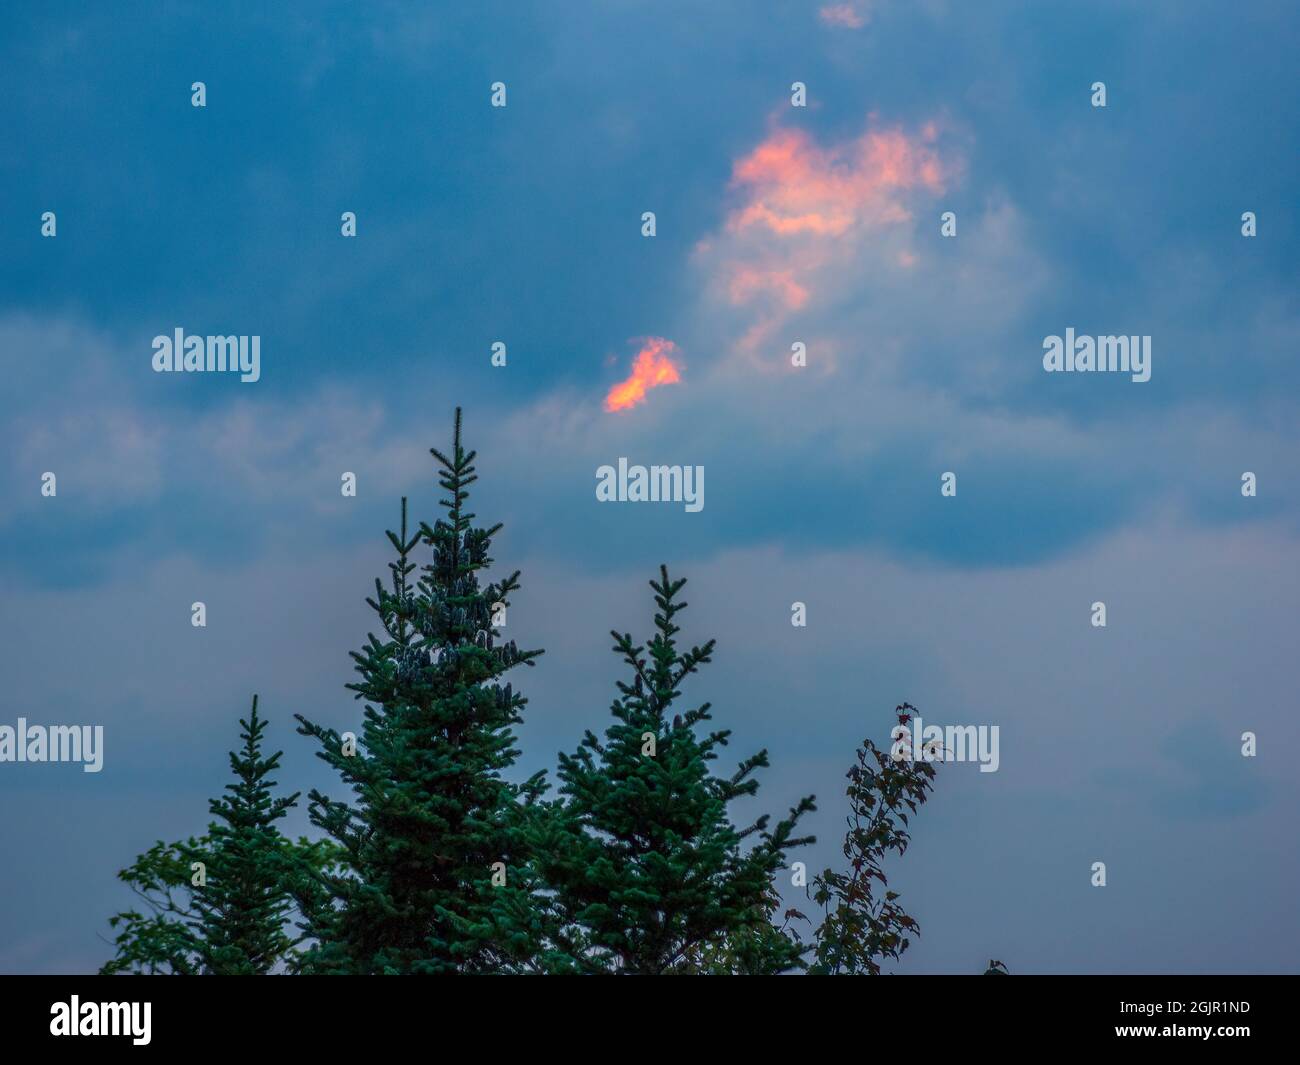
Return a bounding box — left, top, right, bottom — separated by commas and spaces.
294, 409, 549, 974
807, 702, 939, 974
531, 566, 816, 974
190, 697, 303, 973
102, 697, 326, 974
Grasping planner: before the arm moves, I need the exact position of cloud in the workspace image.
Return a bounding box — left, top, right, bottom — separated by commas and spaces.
603, 337, 683, 412
819, 4, 870, 30
693, 116, 954, 364
728, 122, 945, 237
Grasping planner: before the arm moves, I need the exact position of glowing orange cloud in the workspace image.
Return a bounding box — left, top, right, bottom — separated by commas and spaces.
604, 337, 682, 412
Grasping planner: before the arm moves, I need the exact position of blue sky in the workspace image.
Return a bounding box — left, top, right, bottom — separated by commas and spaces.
1, 0, 1297, 973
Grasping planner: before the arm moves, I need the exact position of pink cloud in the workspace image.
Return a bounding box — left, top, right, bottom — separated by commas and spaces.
728, 125, 945, 238
694, 115, 955, 364
727, 267, 810, 310
819, 3, 870, 29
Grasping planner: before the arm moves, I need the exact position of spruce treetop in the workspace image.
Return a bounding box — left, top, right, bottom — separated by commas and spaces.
534, 565, 816, 974
294, 408, 546, 974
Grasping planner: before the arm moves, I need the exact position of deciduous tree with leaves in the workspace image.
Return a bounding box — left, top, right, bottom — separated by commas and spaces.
807, 702, 939, 974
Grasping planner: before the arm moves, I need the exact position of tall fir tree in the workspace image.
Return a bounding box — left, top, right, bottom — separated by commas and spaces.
530, 566, 816, 974
102, 697, 327, 974
294, 409, 549, 974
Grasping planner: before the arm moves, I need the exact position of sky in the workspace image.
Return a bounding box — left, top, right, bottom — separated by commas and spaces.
1, 0, 1297, 974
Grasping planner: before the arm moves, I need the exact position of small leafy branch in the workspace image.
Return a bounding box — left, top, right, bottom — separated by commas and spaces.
808, 702, 939, 975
